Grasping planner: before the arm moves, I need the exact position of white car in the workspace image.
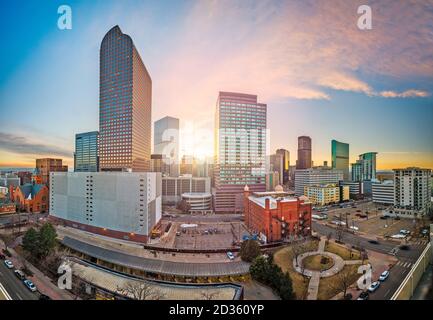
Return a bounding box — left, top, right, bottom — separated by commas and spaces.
23, 279, 37, 292
226, 252, 235, 260
391, 234, 406, 239
350, 226, 359, 231
368, 281, 380, 293
332, 220, 346, 226
379, 270, 390, 281
399, 229, 410, 235
4, 260, 14, 269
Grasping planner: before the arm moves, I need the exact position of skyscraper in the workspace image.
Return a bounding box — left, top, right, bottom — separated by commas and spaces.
331, 140, 349, 180
154, 116, 179, 176
35, 158, 68, 186
214, 92, 267, 213
99, 26, 152, 172
276, 149, 290, 184
296, 136, 312, 169
74, 131, 99, 172
351, 152, 377, 181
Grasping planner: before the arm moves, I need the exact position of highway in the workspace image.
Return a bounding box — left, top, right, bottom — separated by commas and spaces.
312, 221, 428, 300
0, 261, 38, 300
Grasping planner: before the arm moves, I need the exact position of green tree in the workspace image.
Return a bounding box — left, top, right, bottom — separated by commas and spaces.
22, 227, 40, 257
38, 223, 57, 258
240, 239, 261, 262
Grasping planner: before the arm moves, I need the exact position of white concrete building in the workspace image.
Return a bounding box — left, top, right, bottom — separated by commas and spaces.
393, 167, 431, 217
294, 168, 343, 196
162, 176, 211, 204
181, 192, 212, 213
49, 172, 162, 242
372, 180, 394, 205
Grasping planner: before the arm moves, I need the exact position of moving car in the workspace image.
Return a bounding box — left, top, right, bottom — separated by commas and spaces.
357, 291, 369, 300
379, 270, 390, 281
23, 279, 37, 292
399, 229, 410, 235
226, 251, 235, 260
368, 240, 379, 245
350, 226, 359, 231
4, 259, 14, 269
391, 234, 406, 239
14, 269, 25, 280
368, 281, 380, 293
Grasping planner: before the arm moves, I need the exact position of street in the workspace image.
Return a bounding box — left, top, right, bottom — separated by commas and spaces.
0, 261, 38, 300
312, 221, 428, 300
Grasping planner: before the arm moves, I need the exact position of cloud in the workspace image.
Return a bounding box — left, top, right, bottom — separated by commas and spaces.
0, 132, 71, 158
379, 89, 430, 98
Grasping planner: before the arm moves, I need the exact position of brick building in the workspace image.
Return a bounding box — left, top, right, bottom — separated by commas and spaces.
243, 185, 312, 243
36, 158, 68, 186
10, 183, 49, 213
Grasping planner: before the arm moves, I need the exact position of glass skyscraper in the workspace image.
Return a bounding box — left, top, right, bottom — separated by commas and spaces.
214, 92, 267, 213
297, 136, 312, 169
74, 131, 99, 172
99, 26, 152, 172
154, 116, 180, 176
331, 139, 349, 181
351, 152, 377, 181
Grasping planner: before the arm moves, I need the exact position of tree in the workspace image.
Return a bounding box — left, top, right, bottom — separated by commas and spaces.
116, 281, 164, 300
38, 223, 57, 258
176, 200, 191, 214
240, 239, 261, 262
22, 227, 40, 256
291, 242, 307, 267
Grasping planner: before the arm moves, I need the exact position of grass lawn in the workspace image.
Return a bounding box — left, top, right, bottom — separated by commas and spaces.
325, 242, 361, 260
273, 240, 319, 300
317, 264, 362, 300
302, 254, 334, 271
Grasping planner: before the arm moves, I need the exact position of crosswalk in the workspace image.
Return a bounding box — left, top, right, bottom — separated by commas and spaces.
412, 240, 428, 246
395, 261, 413, 269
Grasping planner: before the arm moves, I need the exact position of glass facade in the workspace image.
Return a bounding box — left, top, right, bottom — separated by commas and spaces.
351, 152, 377, 181
99, 26, 151, 172
331, 139, 349, 181
297, 136, 312, 169
74, 131, 99, 172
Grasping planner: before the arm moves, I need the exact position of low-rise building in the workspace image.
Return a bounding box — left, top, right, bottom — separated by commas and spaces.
49, 172, 162, 243
372, 180, 394, 205
304, 184, 349, 206
243, 185, 312, 243
181, 192, 212, 214
294, 167, 344, 196
10, 183, 49, 213
162, 176, 211, 205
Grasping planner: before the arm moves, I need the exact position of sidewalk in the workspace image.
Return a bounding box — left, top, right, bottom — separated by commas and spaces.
0, 240, 75, 300
411, 262, 433, 300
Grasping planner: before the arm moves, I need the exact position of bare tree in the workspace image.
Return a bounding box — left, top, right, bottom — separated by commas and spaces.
326, 232, 332, 245
335, 224, 344, 243
200, 290, 219, 300
116, 281, 165, 300
291, 242, 307, 267
331, 268, 353, 299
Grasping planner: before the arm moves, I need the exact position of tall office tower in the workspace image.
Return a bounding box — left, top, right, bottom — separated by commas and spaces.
331, 140, 349, 181
35, 158, 68, 186
214, 92, 267, 213
393, 167, 432, 217
351, 152, 377, 182
99, 26, 152, 172
74, 131, 99, 172
276, 149, 290, 184
154, 116, 179, 176
269, 153, 283, 185
296, 136, 312, 169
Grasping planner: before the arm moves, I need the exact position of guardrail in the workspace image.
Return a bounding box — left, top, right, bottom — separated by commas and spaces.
390, 242, 432, 300
0, 282, 12, 300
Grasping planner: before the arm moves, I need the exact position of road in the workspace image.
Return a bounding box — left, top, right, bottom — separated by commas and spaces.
0, 261, 38, 300
312, 221, 428, 300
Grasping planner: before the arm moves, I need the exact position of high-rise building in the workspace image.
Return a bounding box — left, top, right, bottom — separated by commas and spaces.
294, 167, 344, 196
35, 158, 68, 186
393, 167, 432, 217
269, 153, 283, 184
99, 26, 152, 172
74, 131, 99, 172
351, 152, 377, 182
151, 154, 170, 175
276, 149, 290, 184
296, 136, 312, 169
214, 92, 267, 213
331, 140, 349, 181
154, 116, 179, 176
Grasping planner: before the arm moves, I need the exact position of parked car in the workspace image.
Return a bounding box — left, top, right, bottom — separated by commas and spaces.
391, 234, 406, 239
422, 229, 429, 236
357, 291, 369, 300
399, 229, 410, 235
23, 279, 37, 292
39, 294, 51, 300
368, 281, 380, 293
14, 269, 25, 280
4, 259, 14, 269
399, 245, 410, 251
226, 251, 235, 260
379, 270, 390, 281
350, 225, 359, 231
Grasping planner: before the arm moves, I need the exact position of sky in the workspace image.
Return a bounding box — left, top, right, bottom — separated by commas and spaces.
0, 0, 432, 170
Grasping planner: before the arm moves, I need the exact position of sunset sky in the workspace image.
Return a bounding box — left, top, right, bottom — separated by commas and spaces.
0, 0, 432, 170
